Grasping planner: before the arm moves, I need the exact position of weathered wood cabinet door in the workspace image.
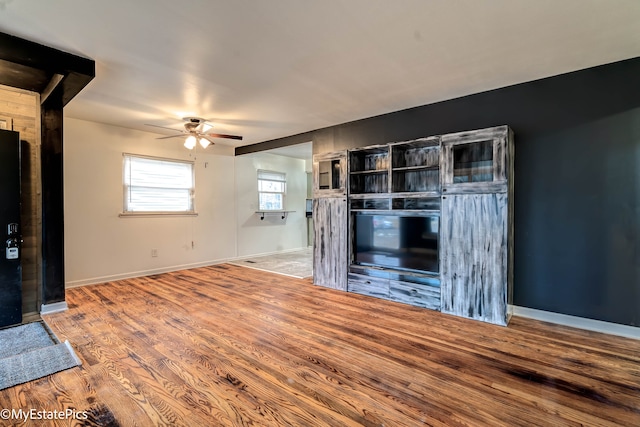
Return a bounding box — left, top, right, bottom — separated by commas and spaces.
313, 197, 348, 290
440, 125, 511, 195
313, 151, 347, 197
440, 193, 509, 325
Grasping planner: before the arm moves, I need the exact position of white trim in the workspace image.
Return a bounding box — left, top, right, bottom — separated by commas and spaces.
118, 212, 199, 218
513, 306, 640, 340
233, 247, 310, 261
41, 301, 69, 315
63, 340, 83, 366
65, 247, 311, 289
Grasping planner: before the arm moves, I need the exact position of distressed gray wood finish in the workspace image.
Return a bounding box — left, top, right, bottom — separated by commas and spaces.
313, 151, 347, 197
349, 145, 390, 194
391, 144, 440, 169
388, 280, 441, 310
350, 198, 390, 210
442, 181, 507, 195
350, 172, 388, 194
441, 193, 509, 325
506, 127, 515, 322
349, 193, 392, 200
349, 145, 389, 172
390, 137, 441, 194
391, 197, 440, 211
439, 125, 514, 325
392, 169, 439, 193
313, 197, 348, 290
341, 126, 513, 324
347, 273, 390, 299
441, 125, 509, 187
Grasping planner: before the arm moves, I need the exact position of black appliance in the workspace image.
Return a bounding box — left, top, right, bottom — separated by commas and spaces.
0, 129, 22, 327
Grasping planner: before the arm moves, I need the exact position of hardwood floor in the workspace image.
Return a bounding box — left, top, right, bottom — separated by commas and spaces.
1, 264, 638, 426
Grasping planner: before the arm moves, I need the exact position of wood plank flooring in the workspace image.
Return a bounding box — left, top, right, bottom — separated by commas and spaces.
1, 264, 639, 426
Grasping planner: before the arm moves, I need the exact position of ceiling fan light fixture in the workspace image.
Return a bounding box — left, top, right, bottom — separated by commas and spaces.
146, 117, 242, 147
184, 135, 197, 149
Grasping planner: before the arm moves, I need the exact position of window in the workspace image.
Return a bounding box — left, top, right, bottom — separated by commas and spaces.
122, 154, 195, 214
258, 170, 286, 210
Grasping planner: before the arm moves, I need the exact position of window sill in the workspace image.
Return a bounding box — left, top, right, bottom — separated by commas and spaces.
119, 212, 199, 218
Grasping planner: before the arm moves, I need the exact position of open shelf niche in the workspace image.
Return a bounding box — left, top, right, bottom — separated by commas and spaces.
349, 145, 389, 194
390, 136, 440, 194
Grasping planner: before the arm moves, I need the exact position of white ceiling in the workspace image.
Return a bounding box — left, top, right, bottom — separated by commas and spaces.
1, 1, 639, 149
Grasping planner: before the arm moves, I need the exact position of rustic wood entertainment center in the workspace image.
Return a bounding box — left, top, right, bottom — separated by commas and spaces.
313, 125, 514, 326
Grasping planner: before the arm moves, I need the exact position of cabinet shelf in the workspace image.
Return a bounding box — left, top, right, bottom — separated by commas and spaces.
349, 146, 389, 173
391, 208, 440, 214
391, 165, 439, 172
350, 169, 388, 175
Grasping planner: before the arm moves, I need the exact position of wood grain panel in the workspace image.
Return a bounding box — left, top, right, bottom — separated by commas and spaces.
1, 265, 637, 426
441, 193, 509, 325
388, 279, 440, 310
347, 273, 389, 298
313, 197, 348, 290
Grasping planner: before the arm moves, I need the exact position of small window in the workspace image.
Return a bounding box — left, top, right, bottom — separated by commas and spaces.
123, 154, 195, 214
258, 170, 286, 210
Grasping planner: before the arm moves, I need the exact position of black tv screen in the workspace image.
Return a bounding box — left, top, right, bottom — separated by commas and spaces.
354, 214, 439, 273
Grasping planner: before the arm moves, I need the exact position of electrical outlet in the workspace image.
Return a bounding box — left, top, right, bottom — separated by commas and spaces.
151, 249, 158, 257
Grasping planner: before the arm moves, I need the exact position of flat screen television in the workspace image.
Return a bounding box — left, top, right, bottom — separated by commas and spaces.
353, 213, 439, 273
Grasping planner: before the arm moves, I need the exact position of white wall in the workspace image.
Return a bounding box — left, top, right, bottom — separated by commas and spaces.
64, 118, 237, 286
235, 152, 308, 257
64, 118, 310, 286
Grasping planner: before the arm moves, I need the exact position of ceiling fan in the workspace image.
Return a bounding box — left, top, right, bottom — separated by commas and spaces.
145, 117, 243, 149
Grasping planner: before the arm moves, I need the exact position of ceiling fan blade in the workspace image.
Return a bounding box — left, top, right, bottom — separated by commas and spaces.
145, 123, 184, 133
201, 119, 216, 129
156, 134, 186, 140
205, 133, 243, 140
201, 135, 216, 146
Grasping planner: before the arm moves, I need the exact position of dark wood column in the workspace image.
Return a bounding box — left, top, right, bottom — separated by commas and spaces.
0, 32, 95, 309
41, 89, 65, 305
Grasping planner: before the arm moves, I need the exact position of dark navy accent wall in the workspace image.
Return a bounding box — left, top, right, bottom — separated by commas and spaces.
238, 57, 640, 327
516, 107, 639, 326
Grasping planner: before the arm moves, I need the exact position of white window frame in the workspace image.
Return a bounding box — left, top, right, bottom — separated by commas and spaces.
257, 170, 286, 211
121, 153, 197, 216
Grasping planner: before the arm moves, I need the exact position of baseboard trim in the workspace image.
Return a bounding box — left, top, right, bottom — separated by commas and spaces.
513, 306, 639, 340
41, 301, 69, 315
234, 246, 311, 261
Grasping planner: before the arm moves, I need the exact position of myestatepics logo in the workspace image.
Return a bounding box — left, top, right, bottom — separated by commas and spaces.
1, 408, 89, 422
